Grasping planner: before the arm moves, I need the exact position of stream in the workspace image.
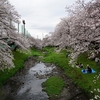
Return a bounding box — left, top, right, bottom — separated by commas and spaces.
0, 57, 89, 100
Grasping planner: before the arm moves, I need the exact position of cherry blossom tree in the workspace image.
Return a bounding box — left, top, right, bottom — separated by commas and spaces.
0, 0, 20, 36
42, 0, 100, 66
0, 0, 20, 71
0, 0, 42, 71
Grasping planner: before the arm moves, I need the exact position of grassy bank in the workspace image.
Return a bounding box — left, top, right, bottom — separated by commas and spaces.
0, 51, 29, 87
77, 52, 100, 99
42, 76, 65, 97
0, 47, 100, 99
0, 48, 42, 87
41, 47, 100, 99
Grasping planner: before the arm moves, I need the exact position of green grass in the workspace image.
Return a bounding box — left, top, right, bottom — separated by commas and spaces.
0, 51, 29, 87
77, 52, 100, 98
41, 47, 100, 99
30, 48, 43, 56
0, 47, 100, 99
42, 76, 65, 96
0, 48, 43, 87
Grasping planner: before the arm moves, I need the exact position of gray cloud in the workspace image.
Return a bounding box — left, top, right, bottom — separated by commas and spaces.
9, 0, 91, 39
31, 25, 54, 32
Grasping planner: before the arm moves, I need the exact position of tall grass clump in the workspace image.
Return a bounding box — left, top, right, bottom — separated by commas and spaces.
42, 76, 65, 97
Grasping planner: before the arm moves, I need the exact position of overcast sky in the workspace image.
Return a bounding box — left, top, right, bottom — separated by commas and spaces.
9, 0, 91, 39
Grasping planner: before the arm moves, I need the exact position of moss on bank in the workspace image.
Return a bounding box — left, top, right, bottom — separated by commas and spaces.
42, 76, 65, 97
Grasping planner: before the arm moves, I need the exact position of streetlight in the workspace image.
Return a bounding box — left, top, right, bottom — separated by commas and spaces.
22, 20, 25, 36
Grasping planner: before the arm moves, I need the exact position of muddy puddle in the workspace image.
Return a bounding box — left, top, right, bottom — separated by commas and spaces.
0, 62, 57, 100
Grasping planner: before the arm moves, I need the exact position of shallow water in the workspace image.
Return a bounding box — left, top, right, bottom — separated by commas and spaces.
0, 60, 90, 100
0, 62, 57, 100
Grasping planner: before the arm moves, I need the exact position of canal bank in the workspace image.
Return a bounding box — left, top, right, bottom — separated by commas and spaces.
0, 56, 89, 100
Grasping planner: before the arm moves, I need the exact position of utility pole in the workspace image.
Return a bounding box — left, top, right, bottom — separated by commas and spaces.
22, 20, 25, 36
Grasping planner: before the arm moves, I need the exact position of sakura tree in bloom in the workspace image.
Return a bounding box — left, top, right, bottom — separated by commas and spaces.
0, 0, 42, 71
0, 0, 20, 70
0, 39, 14, 71
43, 0, 100, 60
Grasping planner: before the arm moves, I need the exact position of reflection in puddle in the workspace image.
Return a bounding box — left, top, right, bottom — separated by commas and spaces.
29, 62, 56, 75
2, 62, 57, 100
